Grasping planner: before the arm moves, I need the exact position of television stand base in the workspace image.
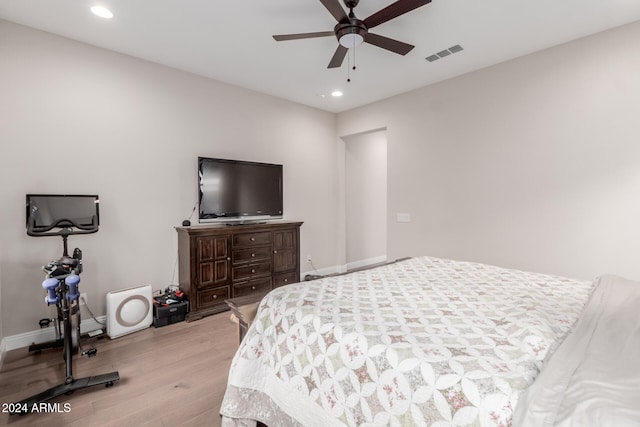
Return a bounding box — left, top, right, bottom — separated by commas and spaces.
225, 221, 267, 226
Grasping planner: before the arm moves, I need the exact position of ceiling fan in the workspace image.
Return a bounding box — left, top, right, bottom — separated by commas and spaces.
273, 0, 432, 69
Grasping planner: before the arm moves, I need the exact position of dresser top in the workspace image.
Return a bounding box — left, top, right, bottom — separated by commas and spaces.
175, 220, 303, 235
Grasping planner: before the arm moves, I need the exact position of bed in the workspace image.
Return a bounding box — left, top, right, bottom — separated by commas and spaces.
219, 256, 637, 426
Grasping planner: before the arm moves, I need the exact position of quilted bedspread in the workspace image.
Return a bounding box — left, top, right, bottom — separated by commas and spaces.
220, 256, 592, 426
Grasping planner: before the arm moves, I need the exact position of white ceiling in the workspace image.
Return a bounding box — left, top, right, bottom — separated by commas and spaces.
1, 0, 640, 113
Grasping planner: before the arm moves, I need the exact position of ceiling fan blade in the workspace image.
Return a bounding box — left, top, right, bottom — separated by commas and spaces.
328, 45, 348, 68
364, 33, 414, 55
363, 0, 432, 29
320, 0, 348, 23
273, 31, 335, 41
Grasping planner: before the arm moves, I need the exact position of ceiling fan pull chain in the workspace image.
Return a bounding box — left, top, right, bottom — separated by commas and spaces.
347, 40, 357, 82
353, 41, 357, 71
347, 47, 351, 82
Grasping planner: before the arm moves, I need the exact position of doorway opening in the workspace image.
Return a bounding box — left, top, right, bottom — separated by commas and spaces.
343, 129, 387, 271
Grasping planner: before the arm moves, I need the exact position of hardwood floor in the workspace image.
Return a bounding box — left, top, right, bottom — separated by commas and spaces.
0, 312, 238, 427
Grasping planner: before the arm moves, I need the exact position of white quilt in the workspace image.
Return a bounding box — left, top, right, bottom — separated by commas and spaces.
220, 256, 592, 426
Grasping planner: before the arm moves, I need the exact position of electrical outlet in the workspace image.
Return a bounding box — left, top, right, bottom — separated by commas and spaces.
80, 292, 87, 306
306, 255, 312, 263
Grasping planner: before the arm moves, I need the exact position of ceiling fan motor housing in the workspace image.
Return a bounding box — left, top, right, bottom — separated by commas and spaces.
335, 18, 367, 46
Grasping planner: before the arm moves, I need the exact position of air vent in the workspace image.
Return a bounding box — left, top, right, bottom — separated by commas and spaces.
426, 45, 464, 62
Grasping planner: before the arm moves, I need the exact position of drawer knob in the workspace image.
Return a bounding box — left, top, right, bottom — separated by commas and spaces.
227, 257, 231, 261
212, 294, 218, 300
250, 237, 255, 241
251, 269, 256, 273
283, 279, 288, 283
251, 253, 255, 257
251, 286, 256, 290
273, 250, 278, 254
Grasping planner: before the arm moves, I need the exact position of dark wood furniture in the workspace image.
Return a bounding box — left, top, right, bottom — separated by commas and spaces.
176, 220, 302, 321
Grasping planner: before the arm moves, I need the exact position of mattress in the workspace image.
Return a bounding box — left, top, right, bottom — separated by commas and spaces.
220, 256, 593, 426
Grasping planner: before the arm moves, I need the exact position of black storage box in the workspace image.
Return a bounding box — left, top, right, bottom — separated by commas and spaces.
153, 301, 189, 327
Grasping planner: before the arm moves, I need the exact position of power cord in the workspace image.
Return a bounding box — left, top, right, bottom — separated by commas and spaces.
308, 259, 321, 276
80, 296, 105, 326
171, 202, 197, 286
304, 259, 323, 281
187, 202, 197, 222
170, 251, 179, 288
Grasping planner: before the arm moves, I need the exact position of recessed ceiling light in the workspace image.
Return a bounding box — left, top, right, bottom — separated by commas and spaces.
91, 6, 114, 19
331, 91, 343, 97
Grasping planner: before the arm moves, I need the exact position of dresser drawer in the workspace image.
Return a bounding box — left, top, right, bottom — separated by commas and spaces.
232, 246, 272, 264
197, 286, 230, 309
233, 262, 272, 281
233, 231, 272, 247
233, 278, 272, 298
273, 272, 298, 288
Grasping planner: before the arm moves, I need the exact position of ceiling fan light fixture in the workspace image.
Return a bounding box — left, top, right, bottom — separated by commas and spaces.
335, 19, 367, 49
339, 33, 364, 48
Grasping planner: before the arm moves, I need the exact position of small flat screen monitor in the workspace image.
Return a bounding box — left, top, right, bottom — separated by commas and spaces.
26, 194, 99, 235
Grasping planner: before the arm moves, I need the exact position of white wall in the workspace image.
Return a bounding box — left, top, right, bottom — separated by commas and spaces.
343, 130, 387, 269
4, 17, 640, 342
337, 21, 640, 281
0, 20, 341, 337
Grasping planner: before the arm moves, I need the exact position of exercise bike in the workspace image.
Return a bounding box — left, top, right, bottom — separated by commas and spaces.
11, 195, 120, 415
28, 246, 85, 355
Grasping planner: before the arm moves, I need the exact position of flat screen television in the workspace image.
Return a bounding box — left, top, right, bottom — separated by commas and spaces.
198, 157, 283, 224
26, 194, 100, 235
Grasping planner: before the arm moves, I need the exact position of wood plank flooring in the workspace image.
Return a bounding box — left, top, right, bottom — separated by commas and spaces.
0, 312, 238, 427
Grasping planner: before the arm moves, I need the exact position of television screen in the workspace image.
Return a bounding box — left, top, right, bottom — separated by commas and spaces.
26, 194, 100, 234
198, 157, 283, 223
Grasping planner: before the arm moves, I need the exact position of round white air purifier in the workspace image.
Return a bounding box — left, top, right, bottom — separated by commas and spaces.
106, 284, 153, 339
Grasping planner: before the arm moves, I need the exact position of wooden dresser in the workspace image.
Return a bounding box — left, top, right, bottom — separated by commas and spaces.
176, 220, 302, 321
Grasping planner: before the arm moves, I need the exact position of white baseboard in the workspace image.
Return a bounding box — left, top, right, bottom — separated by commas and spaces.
2, 315, 107, 353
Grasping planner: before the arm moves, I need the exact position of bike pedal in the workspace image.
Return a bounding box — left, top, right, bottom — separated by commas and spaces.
82, 348, 98, 357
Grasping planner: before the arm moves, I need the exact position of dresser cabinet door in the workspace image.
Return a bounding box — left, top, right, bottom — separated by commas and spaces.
273, 228, 298, 273
196, 235, 231, 288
